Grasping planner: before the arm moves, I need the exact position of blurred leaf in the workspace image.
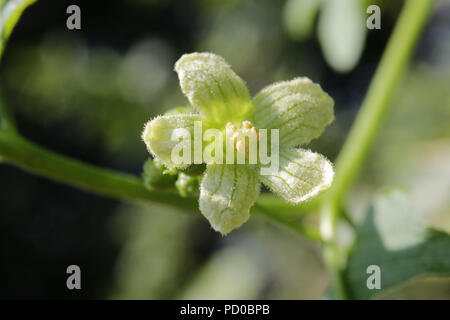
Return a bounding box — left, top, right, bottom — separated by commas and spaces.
109, 204, 196, 299
0, 0, 36, 58
345, 189, 450, 299
3, 35, 177, 164
178, 247, 265, 299
318, 0, 366, 73
283, 0, 322, 41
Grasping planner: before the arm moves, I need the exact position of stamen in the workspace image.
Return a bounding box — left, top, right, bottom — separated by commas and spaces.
231, 132, 240, 147
242, 120, 252, 129
227, 120, 259, 153
225, 122, 236, 131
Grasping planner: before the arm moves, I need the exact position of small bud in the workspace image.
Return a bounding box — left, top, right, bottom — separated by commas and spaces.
176, 173, 200, 197
142, 158, 177, 190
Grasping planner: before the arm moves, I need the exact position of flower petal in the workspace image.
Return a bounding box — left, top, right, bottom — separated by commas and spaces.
142, 114, 204, 169
199, 164, 260, 235
175, 52, 252, 126
250, 77, 334, 148
260, 148, 334, 204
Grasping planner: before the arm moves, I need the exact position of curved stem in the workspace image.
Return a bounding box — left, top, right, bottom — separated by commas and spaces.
320, 0, 434, 299
254, 203, 321, 241
0, 132, 315, 234
329, 0, 434, 206
0, 87, 16, 133
0, 132, 197, 210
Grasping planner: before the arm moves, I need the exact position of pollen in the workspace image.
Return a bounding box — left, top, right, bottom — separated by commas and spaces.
227, 121, 259, 153
225, 122, 236, 132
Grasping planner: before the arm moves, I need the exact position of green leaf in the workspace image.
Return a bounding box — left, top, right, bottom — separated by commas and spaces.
250, 77, 334, 148
258, 148, 334, 204
345, 189, 450, 299
199, 164, 260, 235
283, 0, 322, 41
318, 0, 366, 73
175, 52, 252, 127
0, 0, 36, 59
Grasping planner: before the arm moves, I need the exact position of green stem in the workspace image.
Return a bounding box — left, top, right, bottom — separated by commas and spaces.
0, 132, 314, 234
254, 203, 321, 241
257, 193, 321, 217
329, 0, 434, 205
0, 87, 16, 133
320, 0, 434, 299
0, 132, 197, 210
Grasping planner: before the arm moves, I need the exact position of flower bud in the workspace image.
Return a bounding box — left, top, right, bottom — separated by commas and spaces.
176, 173, 200, 198
142, 158, 177, 190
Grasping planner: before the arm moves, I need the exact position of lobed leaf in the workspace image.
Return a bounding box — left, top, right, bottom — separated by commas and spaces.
345, 189, 450, 299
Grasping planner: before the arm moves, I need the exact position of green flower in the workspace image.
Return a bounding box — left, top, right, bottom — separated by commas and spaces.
142, 52, 334, 235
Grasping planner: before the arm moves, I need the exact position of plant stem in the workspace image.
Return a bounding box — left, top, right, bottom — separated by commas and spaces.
0, 132, 315, 235
329, 0, 434, 206
0, 87, 16, 133
0, 132, 197, 210
254, 203, 321, 241
320, 0, 434, 299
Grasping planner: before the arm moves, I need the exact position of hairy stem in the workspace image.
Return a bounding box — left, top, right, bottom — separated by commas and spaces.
320, 0, 434, 299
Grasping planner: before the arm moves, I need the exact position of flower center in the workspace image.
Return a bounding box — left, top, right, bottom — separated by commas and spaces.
225, 120, 259, 153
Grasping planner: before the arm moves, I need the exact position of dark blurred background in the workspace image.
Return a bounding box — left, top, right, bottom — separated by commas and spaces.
0, 0, 449, 299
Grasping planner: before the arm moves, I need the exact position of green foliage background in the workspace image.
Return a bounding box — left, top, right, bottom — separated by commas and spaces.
0, 0, 449, 299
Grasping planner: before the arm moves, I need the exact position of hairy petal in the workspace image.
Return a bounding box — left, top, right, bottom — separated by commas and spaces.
250, 77, 334, 148
199, 164, 260, 235
260, 148, 334, 203
142, 114, 204, 169
175, 52, 252, 126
